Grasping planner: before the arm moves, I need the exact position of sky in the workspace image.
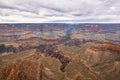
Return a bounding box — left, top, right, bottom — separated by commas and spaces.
0, 0, 120, 23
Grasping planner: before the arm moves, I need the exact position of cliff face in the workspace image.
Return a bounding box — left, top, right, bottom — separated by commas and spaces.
0, 44, 17, 53
36, 45, 70, 72
0, 44, 30, 53
0, 60, 46, 80
0, 41, 120, 80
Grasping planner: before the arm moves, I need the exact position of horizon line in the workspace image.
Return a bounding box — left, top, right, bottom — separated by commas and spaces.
0, 22, 120, 24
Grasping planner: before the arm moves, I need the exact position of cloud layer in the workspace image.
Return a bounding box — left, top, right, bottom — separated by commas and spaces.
0, 0, 120, 23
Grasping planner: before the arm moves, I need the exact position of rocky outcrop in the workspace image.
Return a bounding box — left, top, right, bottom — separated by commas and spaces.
102, 45, 120, 53
36, 44, 70, 72
0, 60, 47, 80
0, 44, 31, 54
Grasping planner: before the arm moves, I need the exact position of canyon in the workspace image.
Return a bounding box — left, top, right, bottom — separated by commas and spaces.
0, 23, 120, 80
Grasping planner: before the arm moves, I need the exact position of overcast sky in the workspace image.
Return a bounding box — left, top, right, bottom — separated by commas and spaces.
0, 0, 120, 23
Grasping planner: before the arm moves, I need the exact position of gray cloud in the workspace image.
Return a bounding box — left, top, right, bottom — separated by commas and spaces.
0, 0, 120, 23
